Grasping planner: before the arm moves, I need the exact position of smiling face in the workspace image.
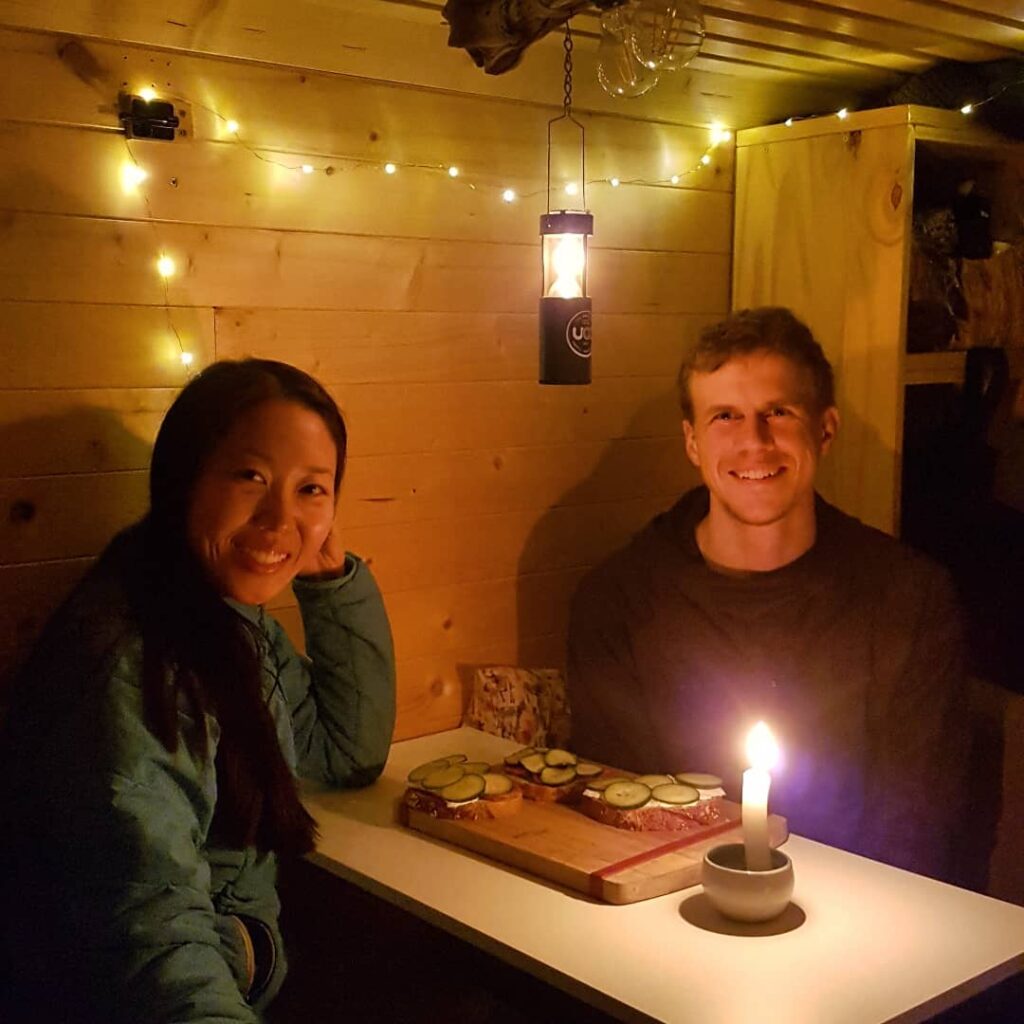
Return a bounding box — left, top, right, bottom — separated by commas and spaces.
683, 350, 838, 539
186, 398, 338, 605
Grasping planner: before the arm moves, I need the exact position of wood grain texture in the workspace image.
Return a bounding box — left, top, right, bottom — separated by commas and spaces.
0, 30, 734, 194
734, 106, 1023, 538
0, 123, 733, 251
215, 308, 720, 382
0, 302, 214, 390
406, 798, 788, 904
0, 18, 722, 736
733, 122, 911, 533
0, 1, 854, 128
0, 211, 730, 313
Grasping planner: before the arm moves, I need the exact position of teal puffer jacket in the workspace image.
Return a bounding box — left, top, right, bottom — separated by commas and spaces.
0, 541, 396, 1023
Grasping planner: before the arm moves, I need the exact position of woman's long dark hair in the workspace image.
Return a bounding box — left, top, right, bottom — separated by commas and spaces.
127, 359, 347, 856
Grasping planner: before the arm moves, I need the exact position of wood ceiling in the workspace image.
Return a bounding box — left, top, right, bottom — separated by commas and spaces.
381, 0, 1024, 127
0, 0, 1018, 129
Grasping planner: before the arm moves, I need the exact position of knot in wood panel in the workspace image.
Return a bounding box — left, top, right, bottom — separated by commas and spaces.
9, 499, 36, 524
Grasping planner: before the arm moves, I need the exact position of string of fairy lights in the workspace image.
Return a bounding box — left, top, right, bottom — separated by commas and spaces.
123, 86, 734, 368
122, 75, 1019, 370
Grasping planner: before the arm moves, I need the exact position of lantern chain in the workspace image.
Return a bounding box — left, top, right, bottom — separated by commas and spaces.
563, 25, 574, 117
547, 21, 585, 213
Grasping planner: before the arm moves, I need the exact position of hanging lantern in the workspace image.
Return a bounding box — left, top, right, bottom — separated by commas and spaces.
540, 210, 593, 385
540, 24, 593, 386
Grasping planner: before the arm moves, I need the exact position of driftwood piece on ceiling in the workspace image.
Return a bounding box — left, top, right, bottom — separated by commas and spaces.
442, 0, 619, 74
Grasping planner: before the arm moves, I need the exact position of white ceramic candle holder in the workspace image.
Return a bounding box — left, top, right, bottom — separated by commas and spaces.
701, 842, 794, 923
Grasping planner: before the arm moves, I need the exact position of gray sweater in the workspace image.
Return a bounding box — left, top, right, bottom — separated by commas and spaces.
568, 487, 969, 882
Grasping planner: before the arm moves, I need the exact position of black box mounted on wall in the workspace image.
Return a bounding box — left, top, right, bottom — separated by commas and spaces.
119, 93, 180, 141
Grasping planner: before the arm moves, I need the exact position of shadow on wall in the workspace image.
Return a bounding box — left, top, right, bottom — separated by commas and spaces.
0, 406, 155, 693
510, 365, 898, 685
513, 383, 697, 680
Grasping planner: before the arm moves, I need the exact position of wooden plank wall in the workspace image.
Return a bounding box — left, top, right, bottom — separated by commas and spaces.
0, 19, 725, 740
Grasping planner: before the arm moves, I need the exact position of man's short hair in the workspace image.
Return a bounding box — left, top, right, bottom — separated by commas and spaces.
678, 307, 835, 421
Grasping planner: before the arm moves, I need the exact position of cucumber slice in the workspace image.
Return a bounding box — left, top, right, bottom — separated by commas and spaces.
575, 763, 604, 779
675, 772, 723, 789
634, 774, 675, 788
539, 765, 577, 787
407, 758, 449, 783
543, 748, 578, 768
519, 752, 547, 775
651, 783, 700, 806
422, 764, 466, 790
444, 753, 468, 765
461, 761, 491, 775
504, 747, 535, 766
482, 773, 513, 797
586, 775, 631, 792
440, 774, 485, 803
602, 781, 652, 809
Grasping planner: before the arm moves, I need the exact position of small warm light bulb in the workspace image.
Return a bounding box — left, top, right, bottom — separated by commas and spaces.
710, 123, 732, 145
670, 174, 680, 185
120, 162, 148, 191
960, 103, 974, 115
701, 154, 712, 166
501, 188, 516, 203
156, 254, 176, 278
139, 87, 157, 103
180, 351, 194, 367
837, 107, 849, 120
448, 166, 460, 178
610, 177, 620, 188
301, 164, 314, 174
225, 119, 239, 134
384, 162, 397, 174
784, 117, 794, 127
564, 181, 579, 197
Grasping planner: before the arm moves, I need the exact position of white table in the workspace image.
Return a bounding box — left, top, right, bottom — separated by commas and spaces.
303, 727, 1024, 1024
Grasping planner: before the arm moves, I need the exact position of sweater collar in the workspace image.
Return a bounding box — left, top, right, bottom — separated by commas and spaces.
224, 597, 265, 628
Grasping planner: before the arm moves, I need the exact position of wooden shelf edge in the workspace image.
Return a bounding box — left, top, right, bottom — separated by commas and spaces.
904, 349, 1024, 386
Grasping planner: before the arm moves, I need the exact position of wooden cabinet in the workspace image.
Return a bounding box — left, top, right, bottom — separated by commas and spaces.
732, 104, 1023, 536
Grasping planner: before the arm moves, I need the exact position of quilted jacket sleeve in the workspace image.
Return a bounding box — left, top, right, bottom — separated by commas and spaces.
270, 553, 396, 787
22, 651, 258, 1023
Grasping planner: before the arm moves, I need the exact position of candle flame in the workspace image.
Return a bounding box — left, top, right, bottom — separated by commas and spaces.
546, 234, 586, 299
746, 721, 779, 772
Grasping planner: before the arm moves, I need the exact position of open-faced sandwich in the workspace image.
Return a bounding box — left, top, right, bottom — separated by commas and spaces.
578, 771, 727, 831
400, 753, 523, 821
501, 746, 605, 803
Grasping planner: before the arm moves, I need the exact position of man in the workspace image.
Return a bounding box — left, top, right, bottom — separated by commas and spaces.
567, 307, 968, 882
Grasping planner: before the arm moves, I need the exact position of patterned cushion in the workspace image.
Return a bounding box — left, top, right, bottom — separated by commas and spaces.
463, 666, 571, 748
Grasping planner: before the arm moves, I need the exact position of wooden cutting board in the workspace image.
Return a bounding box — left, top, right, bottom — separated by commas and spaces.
404, 796, 788, 905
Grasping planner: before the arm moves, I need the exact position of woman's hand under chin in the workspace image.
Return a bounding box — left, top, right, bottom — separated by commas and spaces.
296, 527, 349, 581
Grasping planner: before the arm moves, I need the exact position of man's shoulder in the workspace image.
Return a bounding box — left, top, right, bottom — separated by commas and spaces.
817, 498, 956, 600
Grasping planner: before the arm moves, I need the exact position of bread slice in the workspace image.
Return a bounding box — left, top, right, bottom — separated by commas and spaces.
578, 791, 724, 832
504, 764, 589, 804
401, 783, 523, 822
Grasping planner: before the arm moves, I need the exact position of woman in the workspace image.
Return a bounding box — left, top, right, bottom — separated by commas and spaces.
0, 359, 396, 1022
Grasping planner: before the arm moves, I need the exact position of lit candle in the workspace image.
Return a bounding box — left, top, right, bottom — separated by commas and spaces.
742, 721, 779, 871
